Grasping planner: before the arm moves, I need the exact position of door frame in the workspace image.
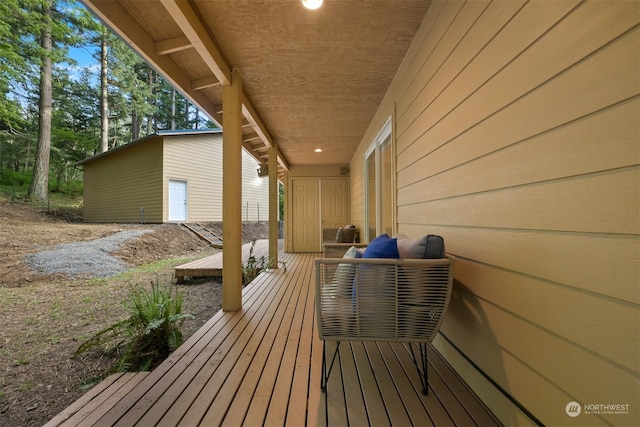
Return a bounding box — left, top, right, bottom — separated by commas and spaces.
364, 116, 395, 241
168, 179, 188, 222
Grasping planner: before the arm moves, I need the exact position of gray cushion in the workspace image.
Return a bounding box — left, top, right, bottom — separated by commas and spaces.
395, 234, 445, 259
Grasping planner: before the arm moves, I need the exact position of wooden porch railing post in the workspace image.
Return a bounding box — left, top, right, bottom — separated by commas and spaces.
222, 68, 243, 311
269, 145, 279, 266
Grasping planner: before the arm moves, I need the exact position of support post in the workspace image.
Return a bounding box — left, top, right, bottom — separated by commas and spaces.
269, 145, 279, 266
222, 69, 243, 311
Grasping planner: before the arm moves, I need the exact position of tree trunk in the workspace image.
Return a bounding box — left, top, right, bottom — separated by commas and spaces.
131, 108, 139, 141
147, 68, 154, 135
185, 100, 189, 128
100, 29, 108, 153
171, 88, 176, 130
28, 0, 53, 202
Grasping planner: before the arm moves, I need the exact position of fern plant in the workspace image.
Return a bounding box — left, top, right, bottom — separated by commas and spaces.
76, 280, 193, 372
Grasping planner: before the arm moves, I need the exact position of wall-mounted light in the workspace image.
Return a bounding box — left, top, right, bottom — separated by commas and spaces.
301, 0, 324, 10
257, 164, 268, 177
314, 148, 323, 153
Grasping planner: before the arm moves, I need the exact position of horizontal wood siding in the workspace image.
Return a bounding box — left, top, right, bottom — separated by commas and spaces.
241, 149, 270, 221
350, 1, 640, 426
163, 134, 222, 222
164, 135, 269, 222
83, 139, 163, 223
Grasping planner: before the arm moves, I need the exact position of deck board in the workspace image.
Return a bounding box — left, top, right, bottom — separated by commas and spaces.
174, 239, 280, 282
48, 249, 500, 426
378, 343, 434, 426
351, 342, 390, 426
340, 342, 369, 425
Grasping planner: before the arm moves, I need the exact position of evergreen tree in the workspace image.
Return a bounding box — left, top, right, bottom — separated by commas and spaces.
0, 0, 216, 195
28, 0, 54, 201
0, 0, 28, 135
18, 0, 90, 200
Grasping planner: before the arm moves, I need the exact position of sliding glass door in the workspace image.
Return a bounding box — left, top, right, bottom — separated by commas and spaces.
364, 118, 393, 241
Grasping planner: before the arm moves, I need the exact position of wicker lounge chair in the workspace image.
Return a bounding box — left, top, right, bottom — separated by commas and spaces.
315, 253, 455, 395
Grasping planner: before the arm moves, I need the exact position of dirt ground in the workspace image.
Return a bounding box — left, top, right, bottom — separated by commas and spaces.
0, 201, 268, 427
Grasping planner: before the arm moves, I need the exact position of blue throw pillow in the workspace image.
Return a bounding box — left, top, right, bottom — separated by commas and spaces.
363, 234, 399, 259
352, 234, 398, 319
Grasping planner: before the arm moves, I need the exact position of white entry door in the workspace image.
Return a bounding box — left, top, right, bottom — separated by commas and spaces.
168, 180, 187, 222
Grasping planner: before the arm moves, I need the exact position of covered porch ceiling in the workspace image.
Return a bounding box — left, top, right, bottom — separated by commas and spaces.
80, 0, 432, 177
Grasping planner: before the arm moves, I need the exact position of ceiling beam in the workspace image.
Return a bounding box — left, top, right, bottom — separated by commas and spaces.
82, 0, 223, 127
241, 95, 290, 171
192, 76, 220, 91
156, 35, 192, 55
242, 143, 266, 165
243, 133, 262, 143
83, 0, 288, 171
159, 0, 231, 85
158, 0, 288, 171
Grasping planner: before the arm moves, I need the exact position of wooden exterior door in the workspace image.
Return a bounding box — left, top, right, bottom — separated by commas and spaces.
322, 178, 349, 230
291, 177, 349, 252
292, 179, 320, 252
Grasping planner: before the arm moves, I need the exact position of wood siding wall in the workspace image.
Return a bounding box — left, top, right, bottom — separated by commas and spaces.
164, 134, 269, 222
163, 134, 220, 222
350, 1, 639, 425
241, 150, 270, 222
83, 138, 163, 223
84, 133, 269, 223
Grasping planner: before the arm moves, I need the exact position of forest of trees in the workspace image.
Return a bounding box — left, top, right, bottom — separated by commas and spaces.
0, 0, 215, 201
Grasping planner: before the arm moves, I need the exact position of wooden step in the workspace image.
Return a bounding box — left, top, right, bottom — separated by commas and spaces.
182, 223, 223, 248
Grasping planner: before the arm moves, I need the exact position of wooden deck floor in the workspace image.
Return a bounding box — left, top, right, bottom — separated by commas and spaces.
174, 239, 281, 282
46, 249, 499, 426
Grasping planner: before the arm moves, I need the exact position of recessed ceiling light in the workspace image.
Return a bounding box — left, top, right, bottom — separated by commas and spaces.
314, 148, 323, 153
301, 0, 324, 10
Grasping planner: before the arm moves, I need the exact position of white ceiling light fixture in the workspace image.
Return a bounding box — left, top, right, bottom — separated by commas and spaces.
301, 0, 324, 10
314, 148, 323, 153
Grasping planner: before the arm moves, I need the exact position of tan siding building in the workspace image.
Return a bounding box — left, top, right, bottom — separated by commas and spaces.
80, 130, 270, 224
349, 2, 639, 426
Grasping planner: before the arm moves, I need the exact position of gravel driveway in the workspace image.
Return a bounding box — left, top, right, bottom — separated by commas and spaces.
25, 229, 153, 278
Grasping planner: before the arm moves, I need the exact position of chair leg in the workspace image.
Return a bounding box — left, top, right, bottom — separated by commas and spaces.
409, 342, 429, 395
321, 341, 341, 393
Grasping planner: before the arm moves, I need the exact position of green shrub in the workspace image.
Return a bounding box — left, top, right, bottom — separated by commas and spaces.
0, 169, 30, 187
0, 170, 31, 196
50, 179, 83, 196
76, 281, 194, 372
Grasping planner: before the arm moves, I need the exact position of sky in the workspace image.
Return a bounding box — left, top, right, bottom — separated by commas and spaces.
64, 45, 99, 81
